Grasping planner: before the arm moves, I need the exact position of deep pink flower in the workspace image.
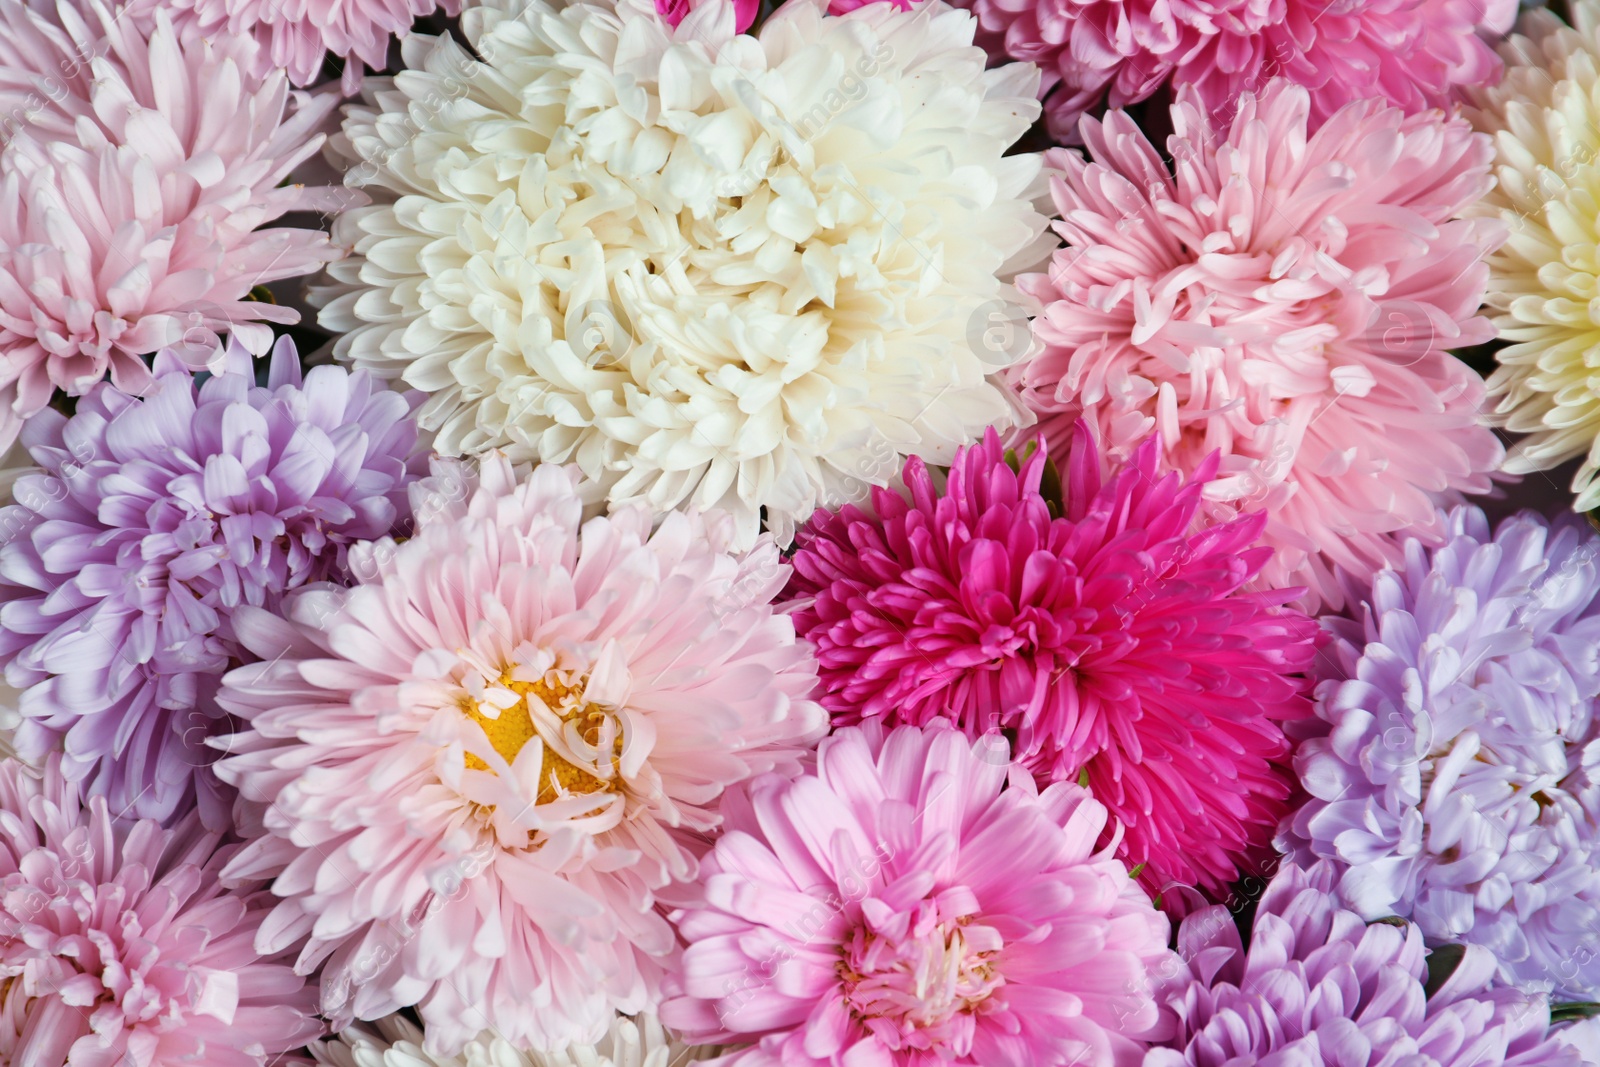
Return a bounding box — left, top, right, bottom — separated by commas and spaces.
657, 0, 757, 30
952, 0, 1516, 142
782, 426, 1317, 900
663, 720, 1179, 1067
0, 754, 323, 1066
1010, 79, 1505, 609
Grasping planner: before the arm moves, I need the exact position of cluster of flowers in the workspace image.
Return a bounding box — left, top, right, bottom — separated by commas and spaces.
5, 0, 1600, 1064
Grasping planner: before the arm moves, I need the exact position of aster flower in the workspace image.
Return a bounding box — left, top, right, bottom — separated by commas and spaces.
0, 337, 424, 828
953, 0, 1516, 142
0, 0, 343, 448
313, 0, 1052, 550
0, 754, 324, 1067
1012, 79, 1505, 609
121, 0, 463, 92
1145, 860, 1581, 1067
662, 719, 1178, 1067
211, 454, 825, 1056
656, 0, 755, 30
311, 1012, 714, 1067
1282, 506, 1600, 1000
1465, 0, 1600, 511
784, 426, 1316, 900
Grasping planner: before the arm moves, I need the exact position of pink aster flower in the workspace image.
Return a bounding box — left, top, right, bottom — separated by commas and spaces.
783, 426, 1316, 901
212, 454, 825, 1057
0, 0, 342, 448
1011, 80, 1505, 610
953, 0, 1517, 142
121, 0, 463, 91
0, 754, 323, 1067
662, 720, 1179, 1067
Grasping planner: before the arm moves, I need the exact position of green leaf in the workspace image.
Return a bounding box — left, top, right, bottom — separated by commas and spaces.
1077, 766, 1089, 788
1128, 863, 1146, 879
1422, 943, 1467, 999
1368, 916, 1408, 928
1039, 455, 1064, 519
1550, 1002, 1600, 1023
245, 285, 277, 305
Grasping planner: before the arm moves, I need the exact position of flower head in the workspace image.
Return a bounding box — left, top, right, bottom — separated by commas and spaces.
314, 0, 1051, 549
0, 337, 424, 828
954, 0, 1515, 142
311, 1012, 714, 1067
663, 720, 1178, 1067
656, 0, 755, 30
0, 754, 323, 1067
0, 0, 344, 447
1283, 506, 1600, 1000
212, 454, 825, 1056
1146, 861, 1581, 1067
784, 426, 1316, 899
123, 0, 463, 92
1012, 79, 1505, 609
1465, 0, 1600, 510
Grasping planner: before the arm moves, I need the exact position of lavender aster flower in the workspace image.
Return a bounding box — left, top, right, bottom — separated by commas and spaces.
0, 337, 425, 828
1283, 506, 1600, 999
1146, 861, 1580, 1066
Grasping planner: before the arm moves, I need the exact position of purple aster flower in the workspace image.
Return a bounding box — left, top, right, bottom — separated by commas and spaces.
1282, 506, 1600, 999
0, 337, 425, 829
1146, 860, 1582, 1067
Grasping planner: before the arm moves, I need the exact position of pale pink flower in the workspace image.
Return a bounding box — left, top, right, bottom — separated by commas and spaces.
0, 0, 342, 448
663, 720, 1179, 1067
1011, 80, 1505, 609
0, 754, 323, 1066
212, 454, 825, 1057
122, 0, 463, 91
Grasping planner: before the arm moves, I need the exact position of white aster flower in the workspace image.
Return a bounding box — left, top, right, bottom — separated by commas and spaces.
311, 1013, 714, 1067
314, 0, 1050, 546
1467, 0, 1600, 509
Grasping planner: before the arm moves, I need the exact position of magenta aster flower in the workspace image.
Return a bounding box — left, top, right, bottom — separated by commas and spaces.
0, 0, 342, 448
1011, 79, 1505, 610
656, 0, 756, 31
0, 754, 323, 1067
783, 426, 1317, 900
211, 454, 825, 1057
953, 0, 1516, 141
1146, 861, 1582, 1067
662, 720, 1179, 1067
0, 337, 424, 829
121, 0, 463, 91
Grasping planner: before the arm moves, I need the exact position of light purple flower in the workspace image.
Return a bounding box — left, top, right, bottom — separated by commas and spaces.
0, 338, 424, 828
1147, 860, 1582, 1067
1282, 506, 1600, 999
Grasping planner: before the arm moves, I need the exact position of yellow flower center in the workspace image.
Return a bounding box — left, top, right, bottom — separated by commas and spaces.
461, 673, 623, 804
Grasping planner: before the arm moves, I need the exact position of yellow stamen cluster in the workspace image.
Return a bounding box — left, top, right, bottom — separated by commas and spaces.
462, 673, 624, 804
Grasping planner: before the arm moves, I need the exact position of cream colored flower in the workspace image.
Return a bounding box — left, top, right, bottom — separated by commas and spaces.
311, 1013, 714, 1067
1467, 0, 1600, 509
314, 0, 1050, 546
